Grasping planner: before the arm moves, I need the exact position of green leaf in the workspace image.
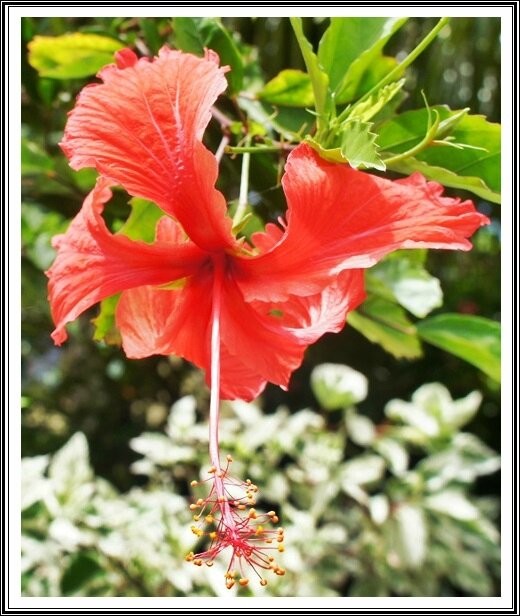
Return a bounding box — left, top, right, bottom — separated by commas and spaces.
28, 33, 123, 79
349, 297, 422, 359
92, 294, 121, 345
21, 136, 54, 175
356, 55, 400, 99
347, 79, 405, 123
388, 158, 500, 204
199, 18, 244, 94
172, 17, 205, 55
367, 256, 443, 318
258, 69, 314, 107
379, 107, 501, 203
318, 17, 408, 103
417, 314, 500, 381
22, 202, 67, 270
139, 18, 162, 55
308, 120, 385, 170
61, 552, 104, 595
172, 17, 243, 93
290, 17, 333, 133
116, 198, 163, 243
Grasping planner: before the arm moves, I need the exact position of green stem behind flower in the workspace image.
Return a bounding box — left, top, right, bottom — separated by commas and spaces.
232, 135, 252, 226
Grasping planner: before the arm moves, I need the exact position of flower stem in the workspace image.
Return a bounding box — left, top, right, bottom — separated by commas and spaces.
209, 256, 224, 471
215, 135, 230, 163
232, 135, 252, 227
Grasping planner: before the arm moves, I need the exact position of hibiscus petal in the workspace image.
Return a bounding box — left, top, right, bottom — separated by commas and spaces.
47, 178, 207, 345
117, 269, 212, 367
60, 46, 236, 252
220, 269, 366, 390
219, 346, 268, 401
117, 273, 267, 401
234, 143, 490, 302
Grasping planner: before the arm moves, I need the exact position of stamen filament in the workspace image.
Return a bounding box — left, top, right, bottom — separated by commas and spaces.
187, 254, 284, 588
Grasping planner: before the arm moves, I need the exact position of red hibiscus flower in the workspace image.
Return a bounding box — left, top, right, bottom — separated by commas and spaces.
46, 47, 488, 587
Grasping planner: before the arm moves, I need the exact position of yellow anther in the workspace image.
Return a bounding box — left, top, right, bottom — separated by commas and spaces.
196, 498, 204, 506
275, 568, 286, 576
189, 504, 198, 511
248, 508, 257, 519
271, 516, 279, 524
192, 515, 201, 521
277, 535, 284, 543
208, 466, 216, 474
218, 496, 226, 503
185, 552, 194, 562
206, 561, 214, 567
226, 454, 233, 462
267, 510, 276, 517
278, 544, 285, 553
239, 578, 249, 586
205, 514, 214, 524
194, 559, 203, 566
268, 556, 275, 562
266, 539, 273, 544
255, 525, 264, 535
226, 581, 235, 590
238, 504, 246, 510
209, 531, 217, 540
277, 527, 284, 533
246, 479, 252, 485
260, 578, 268, 586
190, 480, 198, 487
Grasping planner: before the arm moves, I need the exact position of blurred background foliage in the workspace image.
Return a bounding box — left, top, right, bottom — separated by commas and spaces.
21, 16, 500, 597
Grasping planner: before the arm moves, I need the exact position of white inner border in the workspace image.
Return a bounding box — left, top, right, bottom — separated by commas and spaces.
7, 3, 513, 611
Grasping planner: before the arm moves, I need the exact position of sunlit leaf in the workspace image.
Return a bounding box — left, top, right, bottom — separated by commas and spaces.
259, 69, 314, 107
367, 256, 443, 318
349, 297, 422, 359
417, 314, 500, 381
425, 489, 480, 521
92, 294, 121, 345
341, 455, 386, 487
387, 157, 500, 204
290, 17, 333, 132
393, 504, 427, 567
345, 409, 375, 446
379, 107, 501, 203
311, 363, 368, 410
28, 33, 123, 79
318, 17, 407, 103
48, 433, 93, 500
308, 120, 385, 170
347, 79, 405, 123
116, 198, 163, 243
